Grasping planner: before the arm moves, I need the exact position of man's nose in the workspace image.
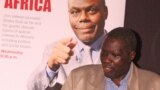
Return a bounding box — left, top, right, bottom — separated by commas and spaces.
79, 11, 89, 22
103, 54, 113, 63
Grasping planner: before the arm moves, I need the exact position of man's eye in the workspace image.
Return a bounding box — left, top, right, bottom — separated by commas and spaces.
112, 54, 121, 59
71, 11, 77, 14
88, 8, 98, 14
101, 51, 108, 57
70, 10, 80, 16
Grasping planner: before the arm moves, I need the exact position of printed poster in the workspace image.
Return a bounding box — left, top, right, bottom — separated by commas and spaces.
0, 0, 126, 90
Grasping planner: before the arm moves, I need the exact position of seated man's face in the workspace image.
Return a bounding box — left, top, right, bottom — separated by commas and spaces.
68, 0, 107, 45
100, 38, 133, 79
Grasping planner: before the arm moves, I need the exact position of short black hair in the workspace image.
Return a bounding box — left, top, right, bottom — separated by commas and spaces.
101, 0, 106, 7
106, 27, 137, 51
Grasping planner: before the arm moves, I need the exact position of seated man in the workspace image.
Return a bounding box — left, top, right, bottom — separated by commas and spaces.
61, 27, 160, 90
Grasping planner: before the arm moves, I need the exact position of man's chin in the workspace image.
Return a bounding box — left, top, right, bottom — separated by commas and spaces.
104, 73, 114, 79
77, 36, 94, 45
82, 40, 93, 45
103, 69, 115, 78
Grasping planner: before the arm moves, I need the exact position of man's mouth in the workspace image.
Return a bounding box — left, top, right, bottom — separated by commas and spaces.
102, 64, 113, 72
104, 67, 112, 72
76, 26, 95, 32
79, 28, 92, 31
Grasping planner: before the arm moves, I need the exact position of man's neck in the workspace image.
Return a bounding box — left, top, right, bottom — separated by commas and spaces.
111, 66, 131, 87
111, 75, 126, 87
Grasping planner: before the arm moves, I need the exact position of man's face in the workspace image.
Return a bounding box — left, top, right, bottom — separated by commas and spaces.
68, 0, 107, 45
100, 38, 135, 79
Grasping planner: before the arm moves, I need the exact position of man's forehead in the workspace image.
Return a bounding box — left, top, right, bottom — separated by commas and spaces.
103, 38, 126, 47
68, 0, 102, 7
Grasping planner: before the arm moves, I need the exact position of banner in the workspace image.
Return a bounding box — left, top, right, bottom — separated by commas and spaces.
0, 0, 126, 90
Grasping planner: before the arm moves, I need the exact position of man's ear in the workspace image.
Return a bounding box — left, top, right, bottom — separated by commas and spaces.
104, 6, 108, 20
130, 51, 136, 61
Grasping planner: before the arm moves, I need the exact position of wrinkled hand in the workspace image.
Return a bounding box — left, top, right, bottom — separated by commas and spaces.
47, 37, 77, 71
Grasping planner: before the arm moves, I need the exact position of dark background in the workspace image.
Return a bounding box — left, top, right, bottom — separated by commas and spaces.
124, 0, 160, 74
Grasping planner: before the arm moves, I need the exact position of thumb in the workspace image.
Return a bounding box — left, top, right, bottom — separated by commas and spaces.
61, 37, 73, 45
67, 38, 77, 49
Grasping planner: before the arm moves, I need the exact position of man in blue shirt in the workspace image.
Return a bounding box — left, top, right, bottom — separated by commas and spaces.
61, 27, 160, 90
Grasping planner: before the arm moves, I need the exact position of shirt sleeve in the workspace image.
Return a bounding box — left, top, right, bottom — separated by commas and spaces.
46, 65, 59, 81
